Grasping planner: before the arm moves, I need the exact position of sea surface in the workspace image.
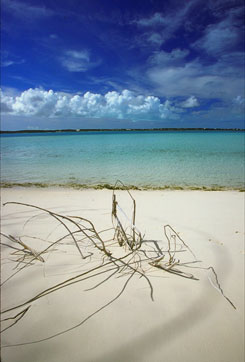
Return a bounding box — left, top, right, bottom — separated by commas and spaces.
1, 131, 244, 190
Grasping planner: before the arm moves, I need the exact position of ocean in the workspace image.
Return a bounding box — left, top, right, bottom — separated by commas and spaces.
1, 130, 244, 190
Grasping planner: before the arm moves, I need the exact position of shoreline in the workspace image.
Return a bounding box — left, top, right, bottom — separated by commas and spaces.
1, 182, 244, 192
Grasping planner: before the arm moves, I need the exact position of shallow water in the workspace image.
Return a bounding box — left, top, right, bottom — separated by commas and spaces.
1, 131, 244, 189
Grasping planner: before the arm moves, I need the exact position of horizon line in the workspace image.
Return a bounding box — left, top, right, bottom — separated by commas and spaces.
1, 127, 245, 134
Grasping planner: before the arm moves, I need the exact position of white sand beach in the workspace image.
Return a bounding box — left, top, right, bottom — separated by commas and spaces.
1, 187, 244, 362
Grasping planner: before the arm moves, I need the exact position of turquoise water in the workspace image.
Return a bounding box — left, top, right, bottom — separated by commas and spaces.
1, 131, 244, 190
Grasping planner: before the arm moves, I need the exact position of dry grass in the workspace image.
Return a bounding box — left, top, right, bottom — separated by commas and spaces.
0, 182, 236, 346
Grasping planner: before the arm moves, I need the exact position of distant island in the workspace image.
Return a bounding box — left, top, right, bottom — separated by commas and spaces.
0, 128, 244, 134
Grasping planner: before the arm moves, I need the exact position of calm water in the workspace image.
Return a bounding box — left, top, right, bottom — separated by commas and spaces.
1, 131, 244, 189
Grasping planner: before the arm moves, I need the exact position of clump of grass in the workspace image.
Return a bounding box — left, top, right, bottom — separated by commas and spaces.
0, 180, 236, 347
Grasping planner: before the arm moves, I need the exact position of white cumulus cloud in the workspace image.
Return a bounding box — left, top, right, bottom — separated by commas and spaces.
1, 88, 180, 121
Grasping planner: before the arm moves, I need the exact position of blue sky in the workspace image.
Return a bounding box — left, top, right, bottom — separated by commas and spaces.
1, 0, 244, 130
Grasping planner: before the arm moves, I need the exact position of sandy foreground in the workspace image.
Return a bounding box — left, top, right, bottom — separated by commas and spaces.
0, 187, 244, 362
